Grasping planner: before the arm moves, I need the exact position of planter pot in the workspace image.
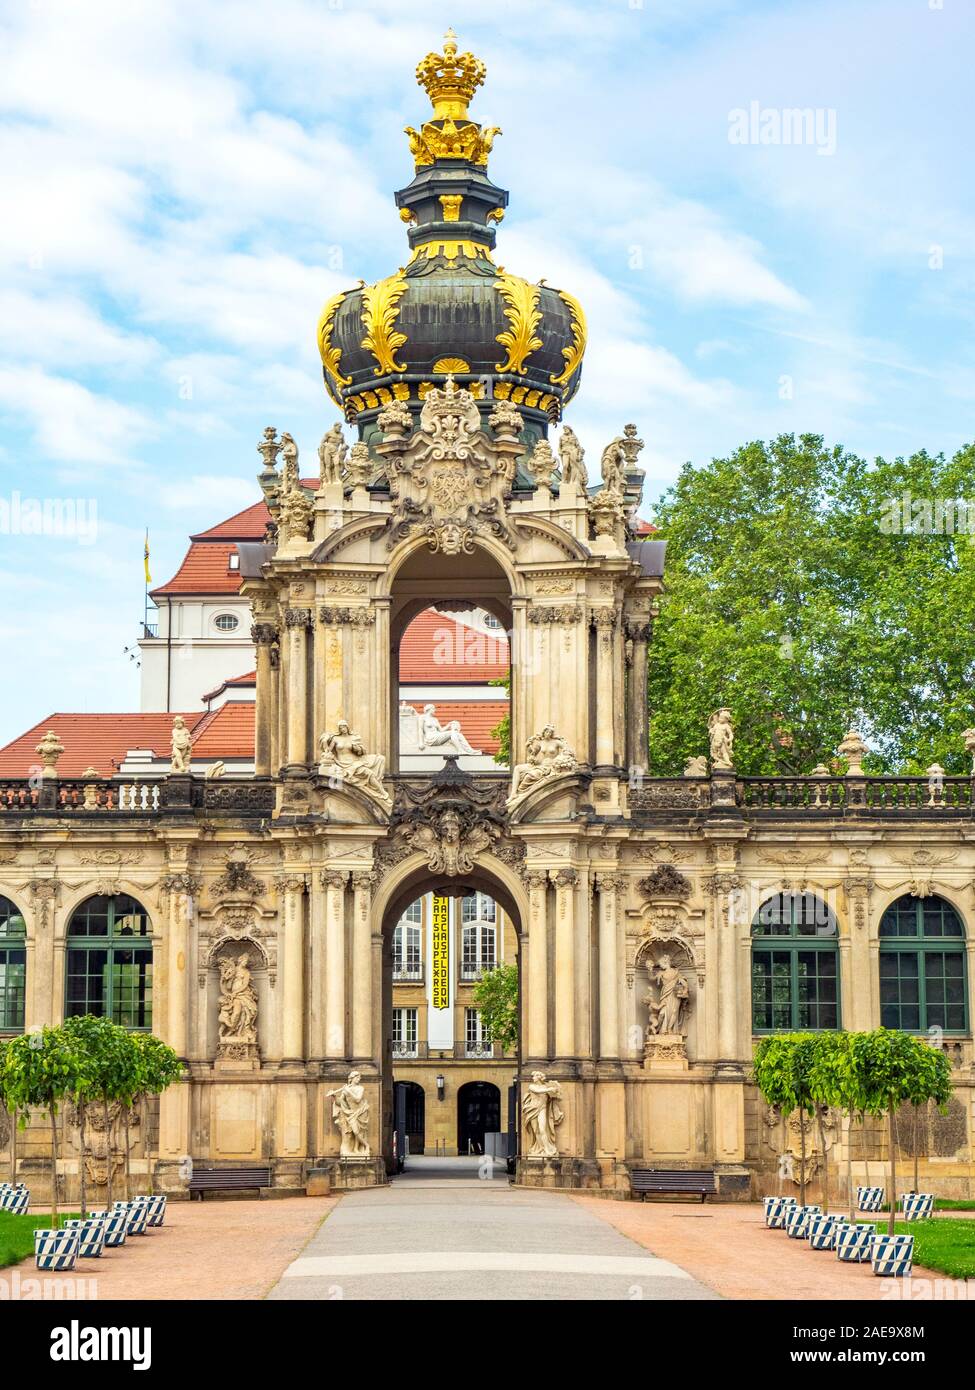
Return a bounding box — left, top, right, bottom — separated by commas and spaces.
786, 1204, 821, 1239
117, 1200, 149, 1236
63, 1217, 107, 1259
145, 1195, 167, 1228
871, 1233, 914, 1278
836, 1222, 876, 1262
901, 1192, 934, 1222
856, 1185, 885, 1212
34, 1227, 79, 1272
809, 1214, 849, 1250
90, 1209, 128, 1247
3, 1187, 30, 1216
767, 1196, 798, 1229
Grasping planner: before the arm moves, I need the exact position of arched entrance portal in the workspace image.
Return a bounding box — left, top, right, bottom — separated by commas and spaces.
378, 859, 524, 1168
457, 1081, 501, 1156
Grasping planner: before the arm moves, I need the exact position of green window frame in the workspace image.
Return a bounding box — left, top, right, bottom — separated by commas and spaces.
0, 895, 26, 1032
879, 894, 968, 1034
65, 894, 153, 1030
751, 891, 840, 1032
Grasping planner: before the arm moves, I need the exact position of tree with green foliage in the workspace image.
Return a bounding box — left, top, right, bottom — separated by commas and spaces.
807, 1032, 849, 1215
471, 963, 518, 1053
131, 1034, 183, 1195
0, 1038, 15, 1185
61, 1015, 120, 1217
852, 1028, 954, 1235
1, 1028, 92, 1228
903, 1040, 954, 1199
754, 1033, 817, 1205
647, 434, 975, 774
488, 674, 510, 766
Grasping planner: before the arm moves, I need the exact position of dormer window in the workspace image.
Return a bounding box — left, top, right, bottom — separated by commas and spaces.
228, 553, 240, 571
214, 613, 239, 632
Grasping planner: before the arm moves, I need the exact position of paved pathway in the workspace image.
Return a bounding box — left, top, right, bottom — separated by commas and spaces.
269, 1158, 717, 1301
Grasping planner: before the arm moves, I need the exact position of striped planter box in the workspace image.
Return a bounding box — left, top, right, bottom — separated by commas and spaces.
63, 1217, 107, 1259
114, 1200, 149, 1235
856, 1185, 885, 1212
809, 1213, 849, 1250
145, 1195, 167, 1228
872, 1233, 914, 1278
3, 1187, 30, 1216
90, 1209, 128, 1247
901, 1192, 934, 1222
767, 1197, 798, 1229
836, 1222, 876, 1262
786, 1204, 821, 1239
34, 1227, 79, 1272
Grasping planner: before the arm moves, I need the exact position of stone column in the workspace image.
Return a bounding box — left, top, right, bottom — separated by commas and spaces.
706, 873, 742, 1063
283, 607, 312, 772
163, 868, 200, 1059
552, 868, 578, 1059
510, 596, 529, 761
323, 870, 349, 1059
524, 871, 550, 1060
25, 877, 61, 1031
591, 609, 618, 770
278, 873, 307, 1066
844, 874, 875, 1031
595, 873, 622, 1059
251, 623, 277, 776
625, 619, 651, 774
351, 871, 375, 1062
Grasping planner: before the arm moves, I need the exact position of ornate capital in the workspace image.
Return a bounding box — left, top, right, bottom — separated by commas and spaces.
284, 607, 313, 629
276, 873, 308, 894
552, 868, 578, 889
162, 873, 202, 896
251, 622, 278, 645
596, 872, 627, 895
351, 871, 377, 893
319, 605, 376, 627
590, 607, 618, 630
321, 869, 350, 891
527, 604, 584, 625
524, 870, 549, 892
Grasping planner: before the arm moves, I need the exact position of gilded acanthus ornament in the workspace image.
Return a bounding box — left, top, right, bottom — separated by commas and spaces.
170, 716, 192, 773
509, 725, 578, 804
316, 292, 352, 404
318, 720, 391, 811
548, 289, 587, 394
360, 270, 409, 376
318, 423, 348, 486
495, 273, 543, 375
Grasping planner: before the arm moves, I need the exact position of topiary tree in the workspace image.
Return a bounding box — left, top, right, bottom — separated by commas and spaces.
61, 1015, 122, 1217
0, 1038, 15, 1185
2, 1027, 91, 1228
807, 1031, 848, 1215
904, 1038, 954, 1198
754, 1033, 812, 1204
131, 1034, 183, 1195
471, 963, 519, 1053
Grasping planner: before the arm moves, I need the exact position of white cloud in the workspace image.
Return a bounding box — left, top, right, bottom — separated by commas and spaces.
0, 367, 156, 467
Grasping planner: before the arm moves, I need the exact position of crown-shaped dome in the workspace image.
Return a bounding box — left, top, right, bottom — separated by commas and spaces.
316, 31, 587, 450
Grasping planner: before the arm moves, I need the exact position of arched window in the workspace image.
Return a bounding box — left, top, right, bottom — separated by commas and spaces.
0, 896, 26, 1032
66, 894, 153, 1029
461, 893, 496, 981
751, 891, 839, 1032
879, 894, 967, 1034
393, 900, 423, 981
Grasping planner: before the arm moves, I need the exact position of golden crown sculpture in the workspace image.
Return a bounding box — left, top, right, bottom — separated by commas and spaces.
415, 28, 487, 119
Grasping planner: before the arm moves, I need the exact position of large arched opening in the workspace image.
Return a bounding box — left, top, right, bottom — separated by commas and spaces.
376, 857, 524, 1172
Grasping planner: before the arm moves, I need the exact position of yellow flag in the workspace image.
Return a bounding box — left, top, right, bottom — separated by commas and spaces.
143, 531, 152, 585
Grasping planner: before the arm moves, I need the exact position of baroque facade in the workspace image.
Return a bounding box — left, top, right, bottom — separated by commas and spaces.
1, 32, 974, 1200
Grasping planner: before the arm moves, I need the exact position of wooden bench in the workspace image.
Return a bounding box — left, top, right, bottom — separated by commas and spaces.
188, 1166, 273, 1200
630, 1168, 717, 1203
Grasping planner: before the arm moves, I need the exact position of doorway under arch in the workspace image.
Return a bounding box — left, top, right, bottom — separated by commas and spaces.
393, 1079, 426, 1155
457, 1081, 502, 1156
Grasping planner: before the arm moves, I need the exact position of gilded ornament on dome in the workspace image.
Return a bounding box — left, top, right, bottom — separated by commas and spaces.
495, 273, 543, 375
316, 292, 352, 402
549, 289, 587, 389
433, 357, 471, 373
360, 270, 409, 376
439, 194, 463, 222
415, 29, 486, 119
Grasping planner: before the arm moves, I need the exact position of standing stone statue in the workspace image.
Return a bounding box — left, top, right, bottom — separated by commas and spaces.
509, 725, 577, 802
170, 716, 192, 773
327, 1070, 371, 1157
964, 728, 975, 775
645, 954, 690, 1037
418, 704, 478, 755
559, 425, 587, 488
318, 720, 391, 809
707, 708, 734, 770
599, 436, 626, 498
218, 952, 259, 1046
318, 422, 348, 486
522, 1071, 564, 1158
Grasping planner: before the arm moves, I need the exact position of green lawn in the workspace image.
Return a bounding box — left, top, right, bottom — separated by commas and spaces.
858, 1218, 975, 1279
0, 1211, 81, 1269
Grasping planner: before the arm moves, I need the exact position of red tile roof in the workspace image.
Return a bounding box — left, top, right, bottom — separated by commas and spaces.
189, 701, 255, 759
190, 480, 316, 541
400, 610, 509, 682
202, 670, 257, 704
402, 701, 508, 756
150, 541, 245, 598
0, 713, 204, 778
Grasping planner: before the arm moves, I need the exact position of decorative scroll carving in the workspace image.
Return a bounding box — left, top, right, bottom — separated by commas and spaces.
638, 865, 692, 901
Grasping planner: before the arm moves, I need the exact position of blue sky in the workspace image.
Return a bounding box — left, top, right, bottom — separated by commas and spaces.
1, 0, 973, 744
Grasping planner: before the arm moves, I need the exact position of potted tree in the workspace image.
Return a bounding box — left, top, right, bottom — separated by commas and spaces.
131, 1033, 182, 1219
754, 1034, 812, 1228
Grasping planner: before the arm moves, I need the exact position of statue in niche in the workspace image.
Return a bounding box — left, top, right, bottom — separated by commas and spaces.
318, 720, 392, 810
558, 425, 587, 488
218, 951, 259, 1046
170, 716, 192, 773
522, 1071, 564, 1158
509, 725, 577, 802
418, 704, 478, 755
327, 1070, 371, 1158
707, 707, 734, 770
318, 423, 347, 486
645, 953, 690, 1037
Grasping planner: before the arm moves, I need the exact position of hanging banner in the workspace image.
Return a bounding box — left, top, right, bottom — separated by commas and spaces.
431, 895, 450, 1010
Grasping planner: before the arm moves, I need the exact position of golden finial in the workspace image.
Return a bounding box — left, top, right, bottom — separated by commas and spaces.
416, 28, 486, 120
